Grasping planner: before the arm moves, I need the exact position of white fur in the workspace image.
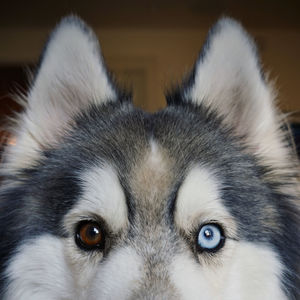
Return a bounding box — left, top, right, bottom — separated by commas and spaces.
175, 165, 236, 236
5, 228, 287, 300
4, 236, 73, 300
4, 18, 116, 172
185, 18, 290, 170
61, 164, 129, 298
87, 246, 143, 299
170, 166, 286, 300
4, 162, 288, 300
148, 140, 162, 167
174, 166, 286, 299
64, 164, 128, 233
169, 242, 287, 300
5, 235, 143, 300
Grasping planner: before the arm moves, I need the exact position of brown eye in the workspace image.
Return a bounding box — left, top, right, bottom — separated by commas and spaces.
75, 221, 105, 251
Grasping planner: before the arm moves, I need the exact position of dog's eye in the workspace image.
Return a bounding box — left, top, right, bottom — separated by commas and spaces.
75, 221, 105, 251
196, 223, 225, 252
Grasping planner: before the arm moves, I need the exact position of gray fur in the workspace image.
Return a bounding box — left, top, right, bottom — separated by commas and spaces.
0, 16, 299, 299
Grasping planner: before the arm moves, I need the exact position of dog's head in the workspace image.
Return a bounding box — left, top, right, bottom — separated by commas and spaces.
0, 16, 299, 299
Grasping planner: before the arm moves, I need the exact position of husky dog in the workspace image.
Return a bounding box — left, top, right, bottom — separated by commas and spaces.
0, 16, 299, 300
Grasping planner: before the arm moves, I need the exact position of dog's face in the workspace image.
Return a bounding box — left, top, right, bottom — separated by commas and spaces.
0, 17, 299, 299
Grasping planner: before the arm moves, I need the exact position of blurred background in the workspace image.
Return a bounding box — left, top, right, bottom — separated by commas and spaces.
0, 0, 300, 153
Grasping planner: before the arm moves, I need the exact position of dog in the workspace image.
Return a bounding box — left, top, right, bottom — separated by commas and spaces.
0, 16, 299, 299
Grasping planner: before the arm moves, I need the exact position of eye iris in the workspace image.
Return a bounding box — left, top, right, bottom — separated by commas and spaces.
197, 224, 224, 251
78, 222, 102, 247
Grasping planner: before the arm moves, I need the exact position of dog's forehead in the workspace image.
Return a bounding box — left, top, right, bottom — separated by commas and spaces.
73, 105, 228, 201
66, 106, 260, 224
129, 140, 175, 209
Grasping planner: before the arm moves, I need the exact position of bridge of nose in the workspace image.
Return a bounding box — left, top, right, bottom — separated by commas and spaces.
126, 140, 181, 299
129, 140, 176, 220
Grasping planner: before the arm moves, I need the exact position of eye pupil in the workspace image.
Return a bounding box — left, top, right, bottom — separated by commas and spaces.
204, 229, 213, 239
83, 224, 100, 242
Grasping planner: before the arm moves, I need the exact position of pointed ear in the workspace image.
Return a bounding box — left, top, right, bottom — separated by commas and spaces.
4, 16, 119, 171
179, 18, 291, 166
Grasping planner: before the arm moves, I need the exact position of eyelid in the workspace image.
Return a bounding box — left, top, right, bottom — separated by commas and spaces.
70, 214, 110, 234
189, 218, 238, 241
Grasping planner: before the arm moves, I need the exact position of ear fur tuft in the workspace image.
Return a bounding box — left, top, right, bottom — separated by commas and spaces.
2, 15, 120, 173
169, 17, 297, 174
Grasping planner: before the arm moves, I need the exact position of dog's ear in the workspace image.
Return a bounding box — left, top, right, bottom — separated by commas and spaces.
4, 16, 118, 172
172, 18, 291, 167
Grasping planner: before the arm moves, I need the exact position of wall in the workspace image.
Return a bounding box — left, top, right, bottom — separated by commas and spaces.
0, 27, 299, 114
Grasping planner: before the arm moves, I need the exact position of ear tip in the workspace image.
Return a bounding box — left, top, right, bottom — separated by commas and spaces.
39, 14, 98, 60
211, 16, 256, 49
211, 17, 247, 40
31, 14, 107, 95
35, 14, 100, 77
50, 14, 95, 44
55, 14, 90, 35
199, 16, 259, 69
215, 17, 242, 29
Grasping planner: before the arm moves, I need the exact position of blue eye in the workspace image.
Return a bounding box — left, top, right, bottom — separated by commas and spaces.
197, 224, 225, 252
